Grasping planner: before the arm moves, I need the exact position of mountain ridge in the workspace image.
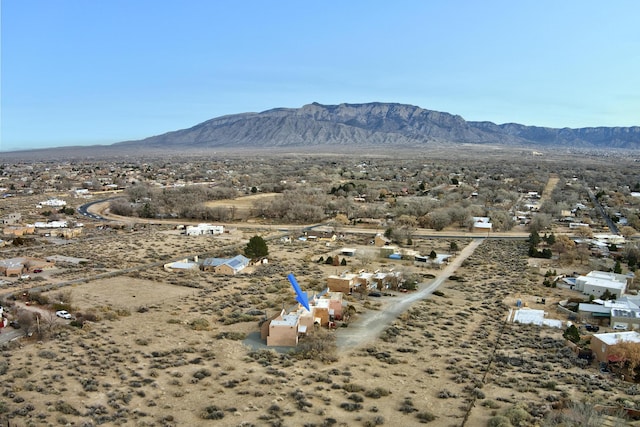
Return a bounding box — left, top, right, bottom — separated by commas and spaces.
114, 102, 640, 150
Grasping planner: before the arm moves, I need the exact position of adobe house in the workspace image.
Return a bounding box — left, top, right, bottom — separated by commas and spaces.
374, 233, 392, 247
590, 331, 640, 363
262, 291, 344, 346
327, 273, 356, 293
0, 258, 26, 277
265, 310, 304, 347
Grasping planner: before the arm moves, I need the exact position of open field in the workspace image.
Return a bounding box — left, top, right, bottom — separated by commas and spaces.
1, 231, 636, 426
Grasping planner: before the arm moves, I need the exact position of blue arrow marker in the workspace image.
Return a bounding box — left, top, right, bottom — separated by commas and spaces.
287, 273, 310, 311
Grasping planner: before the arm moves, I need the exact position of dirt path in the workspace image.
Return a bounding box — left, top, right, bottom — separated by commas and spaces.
539, 173, 560, 206
335, 238, 485, 349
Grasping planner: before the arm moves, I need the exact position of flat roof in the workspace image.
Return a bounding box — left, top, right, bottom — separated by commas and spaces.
594, 331, 640, 346
513, 309, 563, 328
271, 313, 299, 327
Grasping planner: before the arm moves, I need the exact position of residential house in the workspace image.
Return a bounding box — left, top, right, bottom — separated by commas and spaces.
371, 271, 403, 290
265, 310, 305, 346
38, 198, 67, 207
2, 225, 35, 237
575, 271, 631, 299
200, 254, 250, 275
185, 223, 224, 236
263, 290, 345, 346
0, 258, 25, 277
590, 331, 640, 363
0, 213, 21, 225
472, 217, 492, 233
415, 253, 451, 268
340, 248, 357, 257
327, 273, 357, 293
374, 233, 392, 247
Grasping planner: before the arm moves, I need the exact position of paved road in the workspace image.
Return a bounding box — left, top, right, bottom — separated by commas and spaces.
586, 187, 619, 235
335, 238, 485, 349
77, 197, 122, 221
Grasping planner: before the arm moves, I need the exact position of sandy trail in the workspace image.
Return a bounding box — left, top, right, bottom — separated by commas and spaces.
336, 238, 485, 349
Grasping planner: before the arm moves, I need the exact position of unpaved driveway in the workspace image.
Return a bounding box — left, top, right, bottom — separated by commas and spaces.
336, 238, 485, 349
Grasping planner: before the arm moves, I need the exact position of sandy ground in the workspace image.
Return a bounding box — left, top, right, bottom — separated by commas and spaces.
0, 227, 636, 426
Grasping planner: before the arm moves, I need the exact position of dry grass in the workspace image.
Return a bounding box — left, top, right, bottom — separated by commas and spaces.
0, 231, 635, 426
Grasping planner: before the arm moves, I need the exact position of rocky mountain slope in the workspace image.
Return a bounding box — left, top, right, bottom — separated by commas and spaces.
101, 102, 640, 150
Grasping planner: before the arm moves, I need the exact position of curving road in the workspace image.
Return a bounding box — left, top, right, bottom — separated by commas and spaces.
336, 238, 485, 349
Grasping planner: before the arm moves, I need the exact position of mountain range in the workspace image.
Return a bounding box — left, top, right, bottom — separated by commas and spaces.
112, 102, 640, 150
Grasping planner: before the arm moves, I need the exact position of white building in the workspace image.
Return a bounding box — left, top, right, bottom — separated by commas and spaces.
575, 271, 630, 299
38, 198, 67, 207
185, 223, 224, 236
33, 221, 68, 228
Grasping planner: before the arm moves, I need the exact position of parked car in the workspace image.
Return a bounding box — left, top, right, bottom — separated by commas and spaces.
613, 324, 628, 331
585, 324, 599, 332
368, 291, 382, 297
55, 310, 72, 320
9, 320, 20, 329
33, 269, 43, 273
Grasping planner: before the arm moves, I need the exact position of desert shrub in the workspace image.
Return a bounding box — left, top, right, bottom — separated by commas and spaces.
416, 411, 436, 423
471, 387, 486, 399
201, 405, 225, 420
482, 400, 500, 409
501, 404, 532, 426
103, 311, 118, 321
190, 318, 211, 331
52, 303, 73, 312
29, 292, 49, 305
398, 398, 417, 414
115, 307, 131, 317
348, 393, 364, 403
193, 369, 212, 380
432, 290, 445, 297
343, 383, 365, 393
0, 361, 8, 375
488, 416, 513, 427
363, 416, 385, 426
38, 350, 57, 360
55, 401, 80, 416
135, 338, 150, 346
215, 331, 246, 341
340, 402, 362, 412
365, 387, 391, 398
293, 329, 337, 363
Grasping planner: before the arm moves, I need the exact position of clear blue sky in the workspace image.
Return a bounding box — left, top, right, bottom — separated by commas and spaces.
1, 0, 639, 151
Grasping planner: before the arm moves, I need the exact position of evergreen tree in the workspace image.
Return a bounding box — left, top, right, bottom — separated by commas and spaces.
244, 235, 269, 259
614, 260, 622, 274
563, 324, 581, 344
528, 230, 540, 246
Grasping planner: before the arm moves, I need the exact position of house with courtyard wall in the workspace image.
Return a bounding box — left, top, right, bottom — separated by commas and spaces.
263, 290, 345, 346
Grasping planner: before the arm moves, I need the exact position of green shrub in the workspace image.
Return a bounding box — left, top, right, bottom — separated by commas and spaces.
201, 405, 225, 420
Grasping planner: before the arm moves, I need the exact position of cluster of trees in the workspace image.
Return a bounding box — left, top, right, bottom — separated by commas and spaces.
527, 231, 554, 259
110, 184, 239, 220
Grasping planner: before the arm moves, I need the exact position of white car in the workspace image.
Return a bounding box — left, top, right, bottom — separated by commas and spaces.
55, 310, 72, 320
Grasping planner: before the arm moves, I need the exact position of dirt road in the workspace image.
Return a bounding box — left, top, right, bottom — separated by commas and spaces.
335, 238, 485, 349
